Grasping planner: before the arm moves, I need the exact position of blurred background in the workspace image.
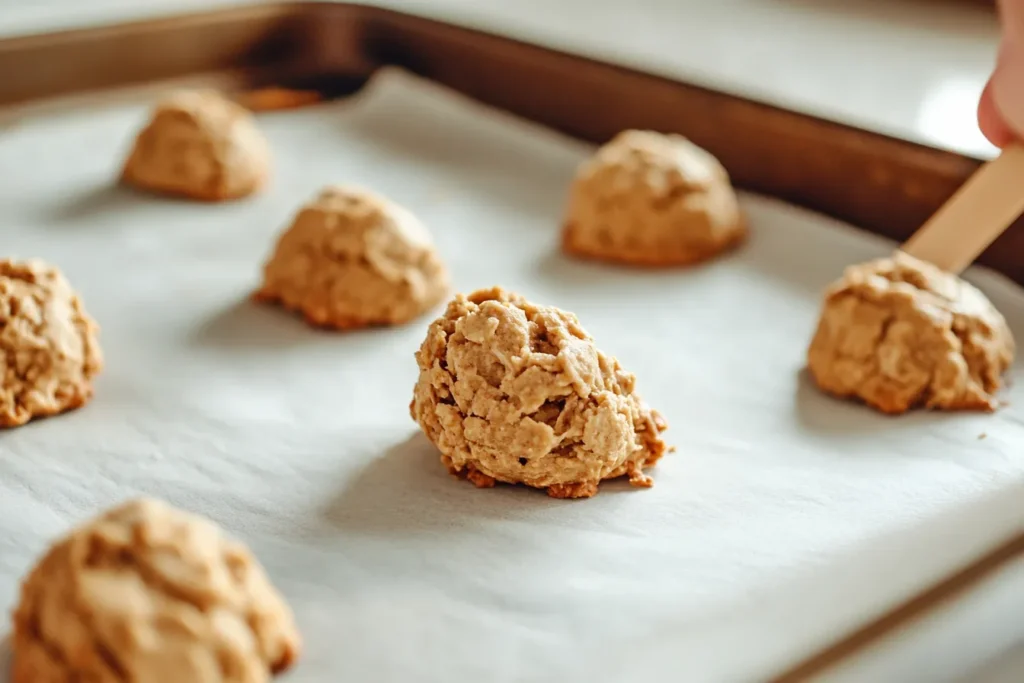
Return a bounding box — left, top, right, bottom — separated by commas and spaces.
0, 0, 1002, 157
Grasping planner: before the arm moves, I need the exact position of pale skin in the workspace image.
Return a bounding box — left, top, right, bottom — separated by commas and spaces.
978, 0, 1024, 146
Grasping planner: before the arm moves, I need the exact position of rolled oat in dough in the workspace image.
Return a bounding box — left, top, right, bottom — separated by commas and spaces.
410, 286, 669, 499
121, 90, 270, 201
255, 185, 449, 329
11, 497, 301, 683
0, 258, 102, 429
807, 251, 1015, 414
561, 129, 746, 267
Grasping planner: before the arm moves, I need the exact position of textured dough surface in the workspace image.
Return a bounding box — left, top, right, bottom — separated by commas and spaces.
121, 90, 270, 201
0, 258, 102, 428
807, 251, 1015, 414
255, 185, 450, 329
11, 497, 301, 683
410, 286, 669, 498
561, 130, 746, 267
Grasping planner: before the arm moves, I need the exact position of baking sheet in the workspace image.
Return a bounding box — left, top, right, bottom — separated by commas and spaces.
1, 67, 1022, 682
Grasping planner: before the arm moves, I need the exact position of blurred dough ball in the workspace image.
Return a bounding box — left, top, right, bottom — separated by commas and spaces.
0, 258, 102, 428
11, 497, 301, 683
807, 251, 1014, 414
121, 90, 270, 201
255, 185, 450, 329
561, 130, 746, 266
410, 286, 669, 499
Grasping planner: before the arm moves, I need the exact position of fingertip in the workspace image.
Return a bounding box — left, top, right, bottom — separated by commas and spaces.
977, 78, 1016, 148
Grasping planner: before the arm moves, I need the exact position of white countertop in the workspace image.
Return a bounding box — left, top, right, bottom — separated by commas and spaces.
0, 0, 1002, 158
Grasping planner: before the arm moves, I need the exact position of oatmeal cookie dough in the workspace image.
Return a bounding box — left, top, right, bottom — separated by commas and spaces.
255, 185, 450, 329
807, 251, 1015, 414
11, 497, 301, 683
561, 129, 746, 267
121, 89, 270, 201
0, 258, 102, 428
410, 287, 669, 498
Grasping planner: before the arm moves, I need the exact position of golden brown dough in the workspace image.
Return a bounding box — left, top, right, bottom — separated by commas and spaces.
11, 497, 301, 683
0, 258, 102, 428
255, 185, 450, 330
807, 251, 1014, 414
121, 90, 270, 201
410, 287, 669, 498
561, 130, 746, 267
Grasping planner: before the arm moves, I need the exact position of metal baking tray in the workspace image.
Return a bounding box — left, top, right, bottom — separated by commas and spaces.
1, 3, 1021, 682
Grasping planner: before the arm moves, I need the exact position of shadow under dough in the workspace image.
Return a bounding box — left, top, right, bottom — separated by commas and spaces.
44, 182, 151, 225
320, 432, 568, 537
189, 294, 324, 350
0, 634, 11, 672
531, 242, 726, 297
531, 248, 617, 290
793, 367, 952, 437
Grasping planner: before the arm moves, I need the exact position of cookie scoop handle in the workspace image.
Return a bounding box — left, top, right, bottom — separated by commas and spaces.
901, 142, 1024, 275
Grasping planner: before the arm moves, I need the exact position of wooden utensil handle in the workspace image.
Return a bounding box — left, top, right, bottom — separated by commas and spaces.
901, 143, 1024, 275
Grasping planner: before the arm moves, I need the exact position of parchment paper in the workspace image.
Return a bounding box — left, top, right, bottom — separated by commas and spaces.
0, 68, 1022, 682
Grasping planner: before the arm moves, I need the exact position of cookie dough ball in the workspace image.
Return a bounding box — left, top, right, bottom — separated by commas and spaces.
561, 130, 746, 267
255, 185, 449, 329
0, 259, 103, 428
411, 287, 669, 499
807, 252, 1014, 414
11, 497, 301, 683
121, 90, 270, 201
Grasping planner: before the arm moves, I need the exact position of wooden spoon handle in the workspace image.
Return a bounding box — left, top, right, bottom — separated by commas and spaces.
901, 142, 1024, 274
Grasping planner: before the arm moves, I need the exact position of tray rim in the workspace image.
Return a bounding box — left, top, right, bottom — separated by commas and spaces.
1, 2, 1021, 681
0, 1, 990, 164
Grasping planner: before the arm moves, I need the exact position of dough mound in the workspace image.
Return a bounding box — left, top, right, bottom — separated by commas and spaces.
561, 130, 746, 266
255, 185, 450, 329
0, 258, 102, 428
410, 287, 669, 499
11, 497, 301, 683
807, 251, 1015, 414
121, 90, 270, 201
